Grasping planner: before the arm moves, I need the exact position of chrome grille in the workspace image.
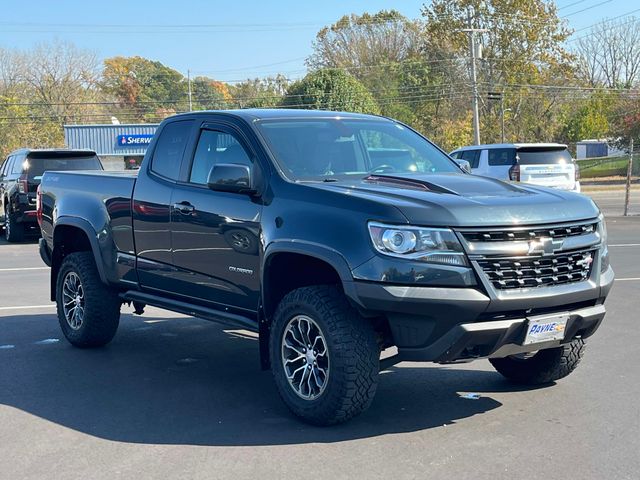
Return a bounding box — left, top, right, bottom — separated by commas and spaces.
462, 222, 597, 243
477, 250, 595, 290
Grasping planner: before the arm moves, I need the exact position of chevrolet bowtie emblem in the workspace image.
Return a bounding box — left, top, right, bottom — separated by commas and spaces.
528, 237, 563, 256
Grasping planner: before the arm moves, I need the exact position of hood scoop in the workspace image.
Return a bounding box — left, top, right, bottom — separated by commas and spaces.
364, 174, 457, 194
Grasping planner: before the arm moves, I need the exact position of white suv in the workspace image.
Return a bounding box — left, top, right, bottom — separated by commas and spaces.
450, 143, 580, 192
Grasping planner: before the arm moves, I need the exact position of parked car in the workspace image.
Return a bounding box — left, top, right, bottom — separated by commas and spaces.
0, 149, 103, 242
38, 110, 613, 425
450, 143, 581, 192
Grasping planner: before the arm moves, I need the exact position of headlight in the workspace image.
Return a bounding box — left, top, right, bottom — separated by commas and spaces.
368, 222, 468, 266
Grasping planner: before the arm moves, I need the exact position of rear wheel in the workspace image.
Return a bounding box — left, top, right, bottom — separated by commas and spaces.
269, 285, 379, 425
5, 212, 24, 242
56, 252, 121, 348
489, 339, 586, 384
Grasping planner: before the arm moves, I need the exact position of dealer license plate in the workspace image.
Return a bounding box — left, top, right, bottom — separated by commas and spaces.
522, 314, 569, 345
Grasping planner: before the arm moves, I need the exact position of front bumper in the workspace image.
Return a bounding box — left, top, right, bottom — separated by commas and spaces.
349, 265, 614, 363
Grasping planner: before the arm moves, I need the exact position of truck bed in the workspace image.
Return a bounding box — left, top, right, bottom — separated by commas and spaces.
39, 170, 138, 256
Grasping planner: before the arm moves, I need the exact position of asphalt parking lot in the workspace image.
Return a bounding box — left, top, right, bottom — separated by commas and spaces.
1, 194, 639, 479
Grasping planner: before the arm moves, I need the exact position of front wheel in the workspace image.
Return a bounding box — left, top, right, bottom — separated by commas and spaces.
269, 285, 379, 425
56, 252, 121, 348
489, 339, 586, 385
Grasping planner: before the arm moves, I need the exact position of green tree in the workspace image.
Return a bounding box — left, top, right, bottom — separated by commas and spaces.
561, 92, 614, 143
230, 74, 289, 108
282, 69, 380, 114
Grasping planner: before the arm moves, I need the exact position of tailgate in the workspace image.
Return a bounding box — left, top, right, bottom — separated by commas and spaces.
520, 163, 575, 188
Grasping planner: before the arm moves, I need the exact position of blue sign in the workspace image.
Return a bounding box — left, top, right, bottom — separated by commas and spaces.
116, 134, 154, 147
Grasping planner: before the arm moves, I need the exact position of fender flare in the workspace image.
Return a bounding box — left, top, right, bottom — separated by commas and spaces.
261, 240, 358, 313
51, 217, 109, 299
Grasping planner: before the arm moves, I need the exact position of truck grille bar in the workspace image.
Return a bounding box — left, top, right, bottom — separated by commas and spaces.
477, 250, 595, 290
457, 220, 600, 291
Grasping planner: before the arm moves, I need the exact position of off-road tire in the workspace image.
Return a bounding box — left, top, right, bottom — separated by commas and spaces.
269, 285, 379, 425
56, 252, 121, 348
489, 339, 586, 384
5, 211, 24, 243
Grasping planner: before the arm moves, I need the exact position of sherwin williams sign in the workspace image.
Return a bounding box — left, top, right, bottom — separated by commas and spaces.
116, 134, 154, 147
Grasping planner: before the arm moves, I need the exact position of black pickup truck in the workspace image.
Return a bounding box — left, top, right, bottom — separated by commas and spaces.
38, 109, 614, 425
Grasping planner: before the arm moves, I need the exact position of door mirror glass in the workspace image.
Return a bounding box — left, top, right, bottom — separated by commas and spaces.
207, 163, 255, 194
454, 159, 472, 173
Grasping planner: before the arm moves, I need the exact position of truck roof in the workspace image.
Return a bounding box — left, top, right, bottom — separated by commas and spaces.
8, 148, 97, 156
171, 108, 382, 121
451, 143, 568, 152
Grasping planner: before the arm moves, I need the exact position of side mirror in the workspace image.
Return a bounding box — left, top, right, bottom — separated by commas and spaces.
454, 159, 472, 173
207, 163, 256, 195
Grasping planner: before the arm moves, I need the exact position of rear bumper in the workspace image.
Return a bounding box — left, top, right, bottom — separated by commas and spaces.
350, 265, 614, 363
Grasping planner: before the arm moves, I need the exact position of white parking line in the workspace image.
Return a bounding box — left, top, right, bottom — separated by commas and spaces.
0, 267, 49, 272
609, 244, 640, 247
617, 277, 640, 282
0, 305, 54, 311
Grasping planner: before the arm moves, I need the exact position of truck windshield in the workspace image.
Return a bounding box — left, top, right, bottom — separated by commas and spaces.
255, 118, 459, 181
24, 155, 103, 179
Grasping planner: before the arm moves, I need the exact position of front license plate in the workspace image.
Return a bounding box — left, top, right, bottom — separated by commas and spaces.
522, 314, 569, 345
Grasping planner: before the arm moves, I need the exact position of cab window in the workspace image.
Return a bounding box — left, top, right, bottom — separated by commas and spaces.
189, 129, 252, 185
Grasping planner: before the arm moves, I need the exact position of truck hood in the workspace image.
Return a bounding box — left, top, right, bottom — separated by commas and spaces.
307, 173, 599, 227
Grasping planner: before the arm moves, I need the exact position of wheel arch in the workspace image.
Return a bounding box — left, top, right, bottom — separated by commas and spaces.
51, 217, 108, 301
261, 242, 356, 320
259, 242, 357, 371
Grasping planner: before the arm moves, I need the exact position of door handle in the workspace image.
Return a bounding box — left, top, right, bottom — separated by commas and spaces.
172, 202, 195, 215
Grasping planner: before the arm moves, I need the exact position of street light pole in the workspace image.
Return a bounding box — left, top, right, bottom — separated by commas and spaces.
461, 8, 488, 146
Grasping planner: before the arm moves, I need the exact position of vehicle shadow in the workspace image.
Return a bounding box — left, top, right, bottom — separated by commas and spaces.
0, 312, 549, 447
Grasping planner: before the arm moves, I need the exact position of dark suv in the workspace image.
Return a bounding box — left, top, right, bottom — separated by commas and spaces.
0, 149, 103, 242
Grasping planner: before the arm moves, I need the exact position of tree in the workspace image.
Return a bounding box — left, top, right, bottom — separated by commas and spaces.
575, 17, 640, 88
307, 11, 430, 125
307, 10, 421, 73
101, 56, 187, 121
230, 74, 289, 108
422, 0, 576, 144
561, 92, 614, 143
281, 69, 379, 114
191, 76, 228, 110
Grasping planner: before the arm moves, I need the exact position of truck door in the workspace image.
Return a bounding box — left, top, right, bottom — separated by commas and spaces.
169, 124, 263, 314
132, 120, 195, 291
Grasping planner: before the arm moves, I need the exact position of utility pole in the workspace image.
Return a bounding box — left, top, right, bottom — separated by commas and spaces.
461, 8, 487, 146
624, 139, 634, 216
187, 69, 193, 112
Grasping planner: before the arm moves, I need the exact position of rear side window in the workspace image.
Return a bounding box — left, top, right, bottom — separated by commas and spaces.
1, 156, 12, 176
25, 156, 102, 178
151, 120, 193, 180
517, 147, 572, 165
11, 156, 24, 174
460, 149, 481, 168
488, 148, 516, 166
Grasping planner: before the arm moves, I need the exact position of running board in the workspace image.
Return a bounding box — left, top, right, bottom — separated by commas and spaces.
121, 291, 258, 332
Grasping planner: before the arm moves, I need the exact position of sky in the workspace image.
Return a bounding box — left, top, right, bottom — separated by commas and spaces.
0, 0, 638, 83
